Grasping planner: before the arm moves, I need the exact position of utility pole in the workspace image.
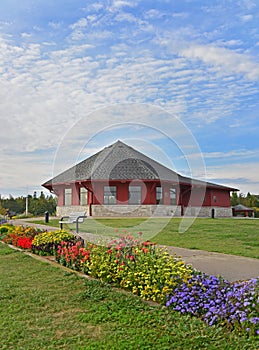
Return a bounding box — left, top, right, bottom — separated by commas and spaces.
25, 186, 29, 216
25, 195, 28, 216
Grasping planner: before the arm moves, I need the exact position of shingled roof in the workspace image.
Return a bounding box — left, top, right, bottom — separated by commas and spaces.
42, 140, 237, 191
233, 204, 253, 211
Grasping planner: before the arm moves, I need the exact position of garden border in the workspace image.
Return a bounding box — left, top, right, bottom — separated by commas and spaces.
0, 241, 159, 307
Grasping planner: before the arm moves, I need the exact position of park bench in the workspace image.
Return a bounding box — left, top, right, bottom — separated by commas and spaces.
59, 211, 87, 233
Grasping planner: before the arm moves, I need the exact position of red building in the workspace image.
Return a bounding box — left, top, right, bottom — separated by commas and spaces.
42, 140, 237, 217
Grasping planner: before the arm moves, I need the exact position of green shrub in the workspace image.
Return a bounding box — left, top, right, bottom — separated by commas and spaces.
0, 224, 14, 239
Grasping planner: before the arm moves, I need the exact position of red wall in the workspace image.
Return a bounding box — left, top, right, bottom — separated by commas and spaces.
209, 189, 230, 207
57, 186, 64, 206
71, 184, 79, 205
179, 186, 230, 207
116, 182, 128, 204
91, 182, 103, 205
142, 182, 156, 204
55, 181, 231, 208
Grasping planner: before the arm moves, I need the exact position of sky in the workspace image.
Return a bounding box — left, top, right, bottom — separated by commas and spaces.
0, 0, 258, 198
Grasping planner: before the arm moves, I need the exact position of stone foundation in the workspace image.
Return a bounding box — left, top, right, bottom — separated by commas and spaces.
57, 205, 89, 217
91, 204, 181, 217
57, 205, 232, 218
191, 206, 233, 218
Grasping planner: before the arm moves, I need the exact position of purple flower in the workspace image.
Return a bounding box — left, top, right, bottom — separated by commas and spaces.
166, 273, 259, 334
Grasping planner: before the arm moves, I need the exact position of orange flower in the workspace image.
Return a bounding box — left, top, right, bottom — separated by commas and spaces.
142, 248, 149, 254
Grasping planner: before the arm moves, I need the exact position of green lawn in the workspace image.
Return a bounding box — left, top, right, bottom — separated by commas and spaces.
27, 217, 259, 259
0, 243, 257, 349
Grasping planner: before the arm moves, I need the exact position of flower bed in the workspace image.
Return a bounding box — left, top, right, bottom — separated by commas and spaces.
166, 273, 259, 335
56, 234, 194, 304
31, 230, 78, 255
2, 225, 41, 249
0, 223, 258, 336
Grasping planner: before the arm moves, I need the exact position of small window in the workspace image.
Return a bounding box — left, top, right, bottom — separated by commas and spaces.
213, 196, 217, 203
80, 187, 88, 206
156, 187, 163, 204
64, 188, 72, 206
129, 186, 142, 205
170, 188, 176, 205
104, 186, 117, 205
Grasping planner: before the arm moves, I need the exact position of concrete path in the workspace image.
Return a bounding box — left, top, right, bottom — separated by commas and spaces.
164, 246, 259, 282
10, 219, 259, 282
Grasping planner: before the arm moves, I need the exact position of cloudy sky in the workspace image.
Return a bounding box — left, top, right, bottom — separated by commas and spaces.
0, 0, 258, 198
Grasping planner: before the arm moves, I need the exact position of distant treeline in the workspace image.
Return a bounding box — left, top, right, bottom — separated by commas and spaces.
230, 192, 259, 208
0, 192, 57, 217
231, 192, 259, 217
0, 191, 258, 218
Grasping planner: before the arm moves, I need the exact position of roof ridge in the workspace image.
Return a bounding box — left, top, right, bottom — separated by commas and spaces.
88, 141, 120, 177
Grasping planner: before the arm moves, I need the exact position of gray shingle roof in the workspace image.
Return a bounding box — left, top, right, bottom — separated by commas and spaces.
233, 204, 253, 211
42, 140, 238, 191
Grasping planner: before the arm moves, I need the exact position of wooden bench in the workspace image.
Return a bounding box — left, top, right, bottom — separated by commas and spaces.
59, 211, 87, 233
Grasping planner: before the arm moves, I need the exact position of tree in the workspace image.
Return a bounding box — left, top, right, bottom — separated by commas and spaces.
0, 192, 57, 216
230, 192, 239, 206
0, 203, 7, 216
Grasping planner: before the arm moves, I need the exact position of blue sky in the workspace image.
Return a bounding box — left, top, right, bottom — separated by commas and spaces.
0, 0, 258, 198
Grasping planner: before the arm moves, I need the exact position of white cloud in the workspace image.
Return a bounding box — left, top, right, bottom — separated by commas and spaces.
240, 14, 253, 21
172, 12, 188, 19
48, 21, 62, 30
205, 162, 259, 194
0, 151, 55, 197
0, 33, 257, 159
21, 32, 32, 38
69, 18, 88, 30
111, 0, 137, 9
115, 12, 138, 23
239, 0, 257, 10
144, 9, 165, 19
203, 150, 257, 159
180, 44, 259, 81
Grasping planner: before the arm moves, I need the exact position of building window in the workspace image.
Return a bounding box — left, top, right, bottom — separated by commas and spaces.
80, 187, 88, 206
129, 186, 142, 205
104, 186, 117, 205
64, 188, 72, 206
213, 196, 217, 203
156, 187, 163, 204
170, 188, 177, 205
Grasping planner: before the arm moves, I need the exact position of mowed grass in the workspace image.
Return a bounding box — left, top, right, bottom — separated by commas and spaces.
0, 244, 258, 350
28, 217, 259, 259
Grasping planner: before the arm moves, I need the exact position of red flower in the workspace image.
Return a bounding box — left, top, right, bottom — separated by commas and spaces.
17, 237, 32, 249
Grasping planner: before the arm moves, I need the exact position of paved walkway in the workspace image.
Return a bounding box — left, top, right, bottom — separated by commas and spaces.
10, 219, 259, 282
